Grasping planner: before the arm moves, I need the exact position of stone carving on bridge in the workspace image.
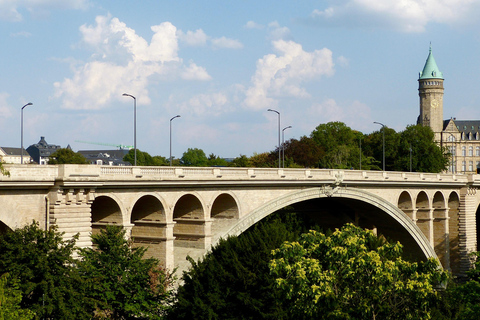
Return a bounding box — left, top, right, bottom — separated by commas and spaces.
321, 171, 345, 197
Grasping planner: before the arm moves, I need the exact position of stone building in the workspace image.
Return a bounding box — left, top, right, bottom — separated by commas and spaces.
417, 46, 480, 174
26, 136, 61, 165
0, 147, 32, 164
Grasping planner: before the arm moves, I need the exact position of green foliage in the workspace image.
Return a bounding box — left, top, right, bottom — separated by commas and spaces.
181, 148, 208, 166
270, 223, 447, 320
283, 136, 324, 168
77, 225, 174, 319
48, 148, 87, 164
230, 154, 250, 167
396, 125, 449, 172
168, 211, 313, 320
310, 122, 364, 169
0, 274, 35, 320
123, 149, 168, 166
249, 152, 276, 167
207, 153, 229, 167
0, 162, 10, 176
0, 221, 87, 319
363, 126, 399, 171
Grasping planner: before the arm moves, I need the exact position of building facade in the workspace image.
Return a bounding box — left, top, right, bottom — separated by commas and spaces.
417, 47, 480, 174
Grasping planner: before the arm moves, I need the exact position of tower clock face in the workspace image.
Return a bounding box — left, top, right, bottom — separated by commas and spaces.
431, 99, 439, 108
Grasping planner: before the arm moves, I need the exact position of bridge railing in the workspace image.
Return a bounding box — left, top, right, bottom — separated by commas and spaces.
0, 164, 469, 185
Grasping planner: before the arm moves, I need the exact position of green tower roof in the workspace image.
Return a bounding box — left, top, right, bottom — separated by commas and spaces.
419, 45, 443, 80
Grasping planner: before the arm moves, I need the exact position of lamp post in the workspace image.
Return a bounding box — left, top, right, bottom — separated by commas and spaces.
267, 109, 280, 169
282, 125, 292, 168
409, 144, 412, 172
374, 122, 385, 171
21, 102, 33, 164
170, 115, 180, 166
122, 93, 136, 166
359, 137, 362, 170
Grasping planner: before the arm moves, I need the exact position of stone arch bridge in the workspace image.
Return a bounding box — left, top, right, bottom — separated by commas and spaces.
1, 164, 479, 276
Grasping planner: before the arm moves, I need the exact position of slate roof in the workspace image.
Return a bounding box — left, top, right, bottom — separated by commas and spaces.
78, 149, 131, 166
0, 147, 26, 156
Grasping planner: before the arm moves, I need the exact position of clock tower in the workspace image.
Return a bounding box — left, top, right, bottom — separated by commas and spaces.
418, 45, 444, 136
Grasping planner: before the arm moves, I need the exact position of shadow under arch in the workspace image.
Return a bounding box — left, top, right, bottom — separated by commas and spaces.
130, 194, 171, 266
91, 195, 123, 236
173, 193, 207, 249
218, 187, 438, 262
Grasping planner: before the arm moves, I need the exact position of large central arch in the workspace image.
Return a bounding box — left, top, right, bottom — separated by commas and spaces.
219, 187, 438, 262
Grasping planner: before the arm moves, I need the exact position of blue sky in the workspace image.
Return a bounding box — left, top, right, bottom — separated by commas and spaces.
2, 0, 480, 159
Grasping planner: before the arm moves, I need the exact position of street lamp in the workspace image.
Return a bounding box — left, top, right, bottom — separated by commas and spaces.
374, 122, 385, 171
21, 102, 33, 164
122, 93, 136, 166
409, 144, 412, 172
267, 109, 280, 169
282, 126, 292, 168
170, 115, 180, 166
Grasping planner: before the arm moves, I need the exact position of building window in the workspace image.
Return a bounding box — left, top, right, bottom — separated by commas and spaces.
462, 161, 466, 172
477, 147, 480, 156
469, 146, 473, 156
462, 146, 466, 156
469, 161, 473, 172
448, 135, 456, 142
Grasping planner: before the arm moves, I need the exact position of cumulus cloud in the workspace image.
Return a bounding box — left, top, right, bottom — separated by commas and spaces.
211, 36, 243, 49
0, 0, 89, 21
267, 21, 292, 40
0, 93, 12, 119
307, 99, 372, 130
177, 28, 243, 49
244, 40, 335, 110
169, 92, 230, 116
176, 29, 208, 46
244, 21, 264, 29
54, 15, 211, 110
309, 0, 480, 32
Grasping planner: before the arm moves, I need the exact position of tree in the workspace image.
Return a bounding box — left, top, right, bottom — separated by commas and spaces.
123, 149, 168, 166
249, 152, 276, 167
310, 122, 362, 169
0, 274, 35, 320
180, 148, 208, 166
167, 210, 314, 320
283, 136, 324, 168
77, 225, 174, 319
363, 126, 400, 171
48, 148, 87, 164
207, 153, 229, 167
270, 223, 447, 320
0, 221, 88, 319
230, 154, 250, 167
395, 125, 449, 172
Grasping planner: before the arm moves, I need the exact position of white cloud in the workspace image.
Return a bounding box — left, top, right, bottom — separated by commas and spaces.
244, 21, 264, 29
310, 0, 480, 32
10, 31, 32, 37
267, 21, 292, 40
244, 39, 335, 110
181, 62, 211, 80
0, 0, 89, 21
0, 93, 12, 120
307, 99, 372, 130
177, 29, 208, 46
54, 15, 211, 110
211, 36, 243, 49
169, 92, 230, 116
177, 28, 243, 49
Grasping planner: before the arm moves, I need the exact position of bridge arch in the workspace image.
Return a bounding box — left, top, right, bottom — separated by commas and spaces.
90, 195, 125, 236
130, 194, 171, 266
173, 193, 208, 248
398, 191, 414, 220
432, 191, 448, 268
448, 191, 461, 274
210, 193, 240, 219
219, 187, 438, 262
